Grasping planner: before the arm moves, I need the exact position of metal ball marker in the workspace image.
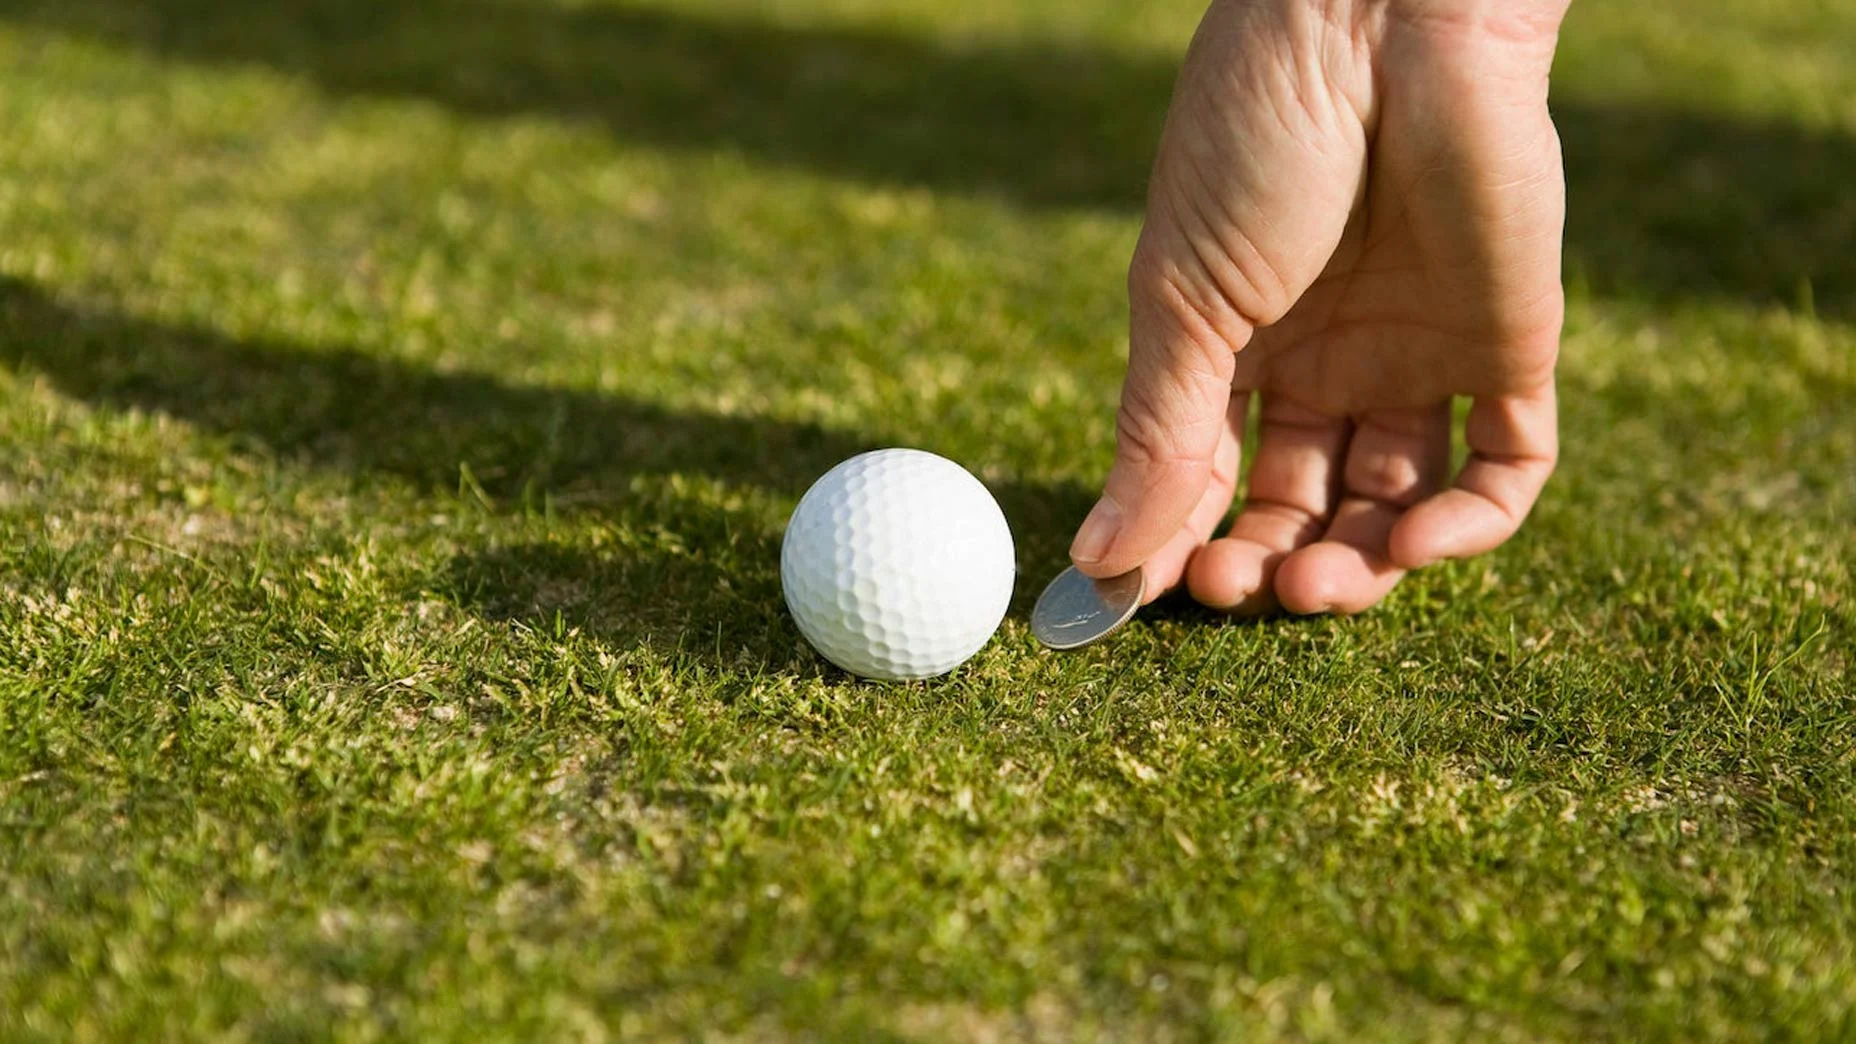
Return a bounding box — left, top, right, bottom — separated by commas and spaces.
1030, 566, 1145, 651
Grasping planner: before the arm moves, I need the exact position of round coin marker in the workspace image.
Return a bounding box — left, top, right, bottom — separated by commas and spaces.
1031, 566, 1144, 651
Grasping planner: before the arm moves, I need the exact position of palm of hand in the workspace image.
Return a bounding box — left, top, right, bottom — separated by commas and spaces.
1241, 98, 1564, 415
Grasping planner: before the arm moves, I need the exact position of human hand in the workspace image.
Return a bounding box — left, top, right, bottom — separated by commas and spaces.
1071, 0, 1570, 614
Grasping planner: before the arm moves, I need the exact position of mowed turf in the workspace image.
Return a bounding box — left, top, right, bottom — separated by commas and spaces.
1, 0, 1852, 1038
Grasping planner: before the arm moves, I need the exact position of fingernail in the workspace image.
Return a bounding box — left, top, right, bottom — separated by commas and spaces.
1070, 496, 1123, 564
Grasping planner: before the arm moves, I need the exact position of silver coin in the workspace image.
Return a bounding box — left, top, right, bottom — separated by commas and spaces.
1031, 566, 1145, 651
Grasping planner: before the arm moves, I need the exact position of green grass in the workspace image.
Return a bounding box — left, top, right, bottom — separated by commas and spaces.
1, 0, 1853, 1038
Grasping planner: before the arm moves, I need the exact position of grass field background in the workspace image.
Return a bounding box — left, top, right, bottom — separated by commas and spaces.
1, 0, 1852, 1038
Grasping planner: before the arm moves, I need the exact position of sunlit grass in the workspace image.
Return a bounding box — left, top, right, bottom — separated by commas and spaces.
1, 0, 1852, 1039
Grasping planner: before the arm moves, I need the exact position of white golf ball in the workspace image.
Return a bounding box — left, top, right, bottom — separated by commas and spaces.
781, 448, 1015, 681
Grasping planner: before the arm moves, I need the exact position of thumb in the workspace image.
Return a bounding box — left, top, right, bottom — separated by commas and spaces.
1069, 246, 1251, 579
1069, 0, 1371, 580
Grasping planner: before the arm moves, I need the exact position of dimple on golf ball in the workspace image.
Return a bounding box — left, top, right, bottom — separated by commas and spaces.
781, 448, 1015, 681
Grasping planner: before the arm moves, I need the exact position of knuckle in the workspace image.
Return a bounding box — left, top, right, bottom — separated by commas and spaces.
1114, 390, 1198, 471
1348, 453, 1426, 507
1128, 219, 1270, 348
1113, 370, 1226, 476
1121, 263, 1239, 386
1125, 240, 1186, 312
1128, 264, 1247, 375
1113, 391, 1172, 468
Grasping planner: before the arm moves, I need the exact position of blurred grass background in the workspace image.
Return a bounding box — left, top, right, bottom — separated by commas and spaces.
0, 0, 1851, 1039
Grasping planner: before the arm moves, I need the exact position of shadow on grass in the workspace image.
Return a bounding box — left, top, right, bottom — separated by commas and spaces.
1554, 102, 1856, 318
0, 276, 1093, 663
9, 0, 1166, 210
9, 0, 1856, 315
